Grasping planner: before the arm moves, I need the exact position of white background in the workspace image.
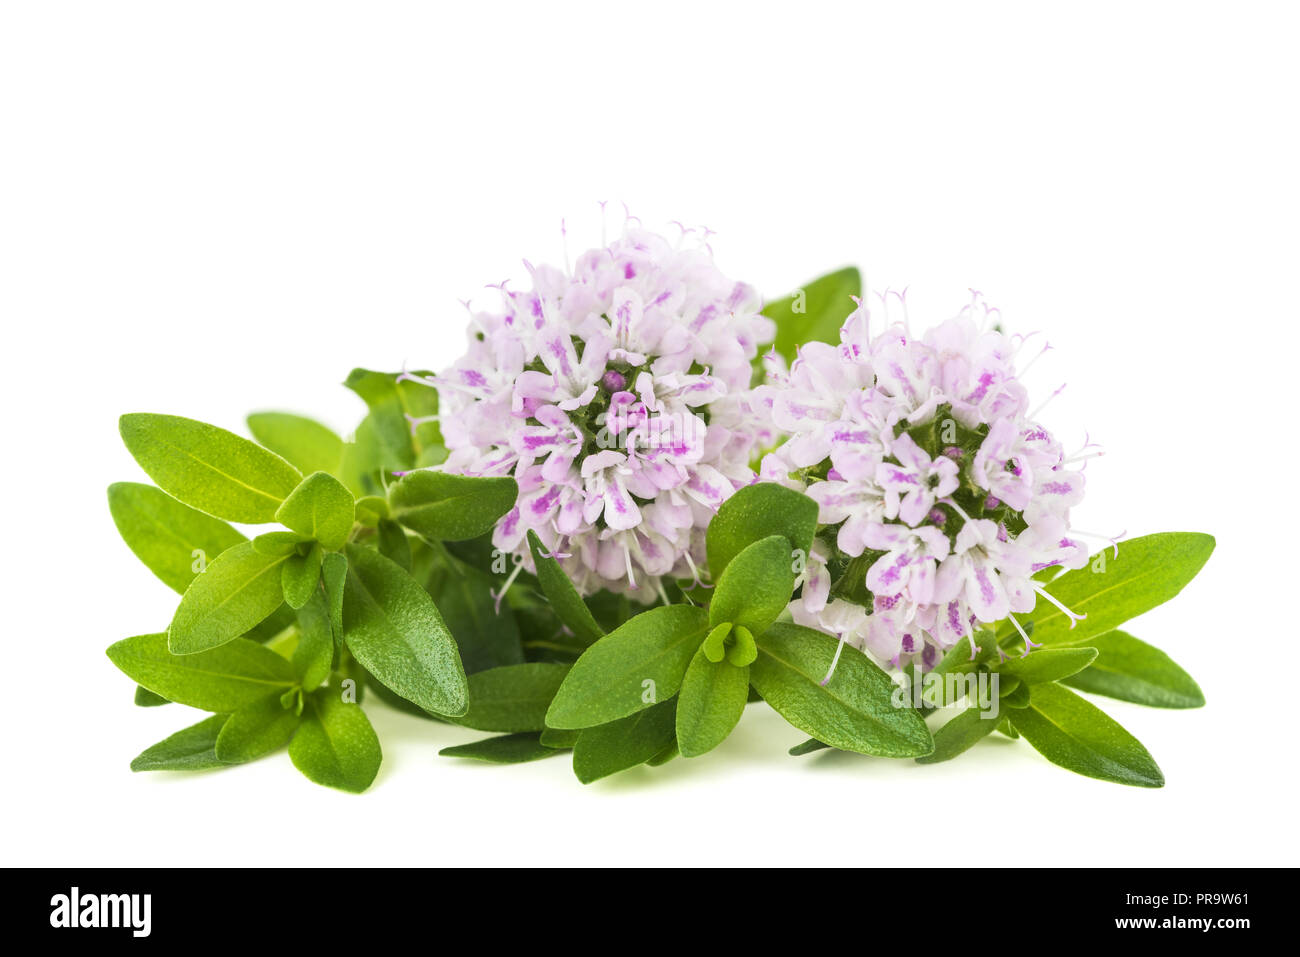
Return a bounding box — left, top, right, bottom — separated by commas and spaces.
2, 1, 1296, 867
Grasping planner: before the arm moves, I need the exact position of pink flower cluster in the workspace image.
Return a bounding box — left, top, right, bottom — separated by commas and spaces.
757, 293, 1096, 671
425, 226, 776, 598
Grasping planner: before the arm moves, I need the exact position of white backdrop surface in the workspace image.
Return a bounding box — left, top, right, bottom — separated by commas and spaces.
2, 1, 1295, 866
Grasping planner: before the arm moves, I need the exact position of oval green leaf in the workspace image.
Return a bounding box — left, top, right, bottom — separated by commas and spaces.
749, 622, 933, 757
1003, 532, 1215, 648
344, 368, 443, 470
997, 647, 1098, 685
289, 688, 382, 793
119, 413, 303, 523
341, 543, 469, 717
388, 470, 518, 542
1061, 630, 1205, 708
107, 482, 247, 593
275, 471, 355, 550
572, 700, 678, 784
527, 530, 603, 645
706, 482, 818, 580
169, 540, 290, 653
130, 715, 231, 772
107, 633, 296, 712
675, 648, 749, 758
1008, 682, 1164, 787
282, 543, 324, 611
292, 591, 335, 689
439, 732, 558, 764
456, 662, 571, 732
545, 604, 709, 730
916, 704, 1001, 764
764, 265, 862, 363
321, 550, 348, 643
708, 534, 796, 635
215, 696, 301, 764
247, 412, 345, 476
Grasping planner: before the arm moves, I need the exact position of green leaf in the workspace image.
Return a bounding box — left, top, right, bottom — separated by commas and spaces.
456, 663, 571, 732
344, 368, 443, 469
1003, 532, 1215, 648
289, 687, 382, 793
130, 715, 230, 772
763, 266, 862, 363
1003, 681, 1031, 709
282, 543, 324, 610
388, 470, 518, 542
107, 633, 296, 712
527, 530, 603, 645
585, 590, 636, 635
675, 648, 749, 757
439, 732, 559, 764
275, 471, 355, 550
706, 482, 818, 580
354, 495, 390, 526
1009, 682, 1164, 787
215, 696, 300, 763
749, 623, 933, 757
246, 412, 345, 476
244, 603, 297, 644
701, 621, 731, 663
708, 534, 795, 636
364, 672, 441, 719
788, 738, 830, 756
539, 727, 580, 749
421, 558, 524, 672
341, 543, 469, 716
107, 482, 247, 593
916, 705, 1001, 764
321, 551, 348, 642
932, 628, 1002, 676
416, 445, 450, 471
573, 700, 678, 784
733, 626, 759, 667
1062, 631, 1205, 708
337, 416, 390, 496
169, 540, 290, 653
646, 741, 680, 766
252, 530, 308, 556
545, 605, 709, 729
293, 592, 335, 689
133, 685, 169, 707
998, 647, 1098, 685
376, 518, 412, 570
119, 413, 302, 523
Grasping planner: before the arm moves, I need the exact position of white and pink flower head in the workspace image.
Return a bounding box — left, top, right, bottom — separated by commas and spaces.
413, 220, 777, 599
762, 291, 1100, 674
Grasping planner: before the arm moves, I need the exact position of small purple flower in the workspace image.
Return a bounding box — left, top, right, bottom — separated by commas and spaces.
766, 291, 1091, 672
423, 218, 776, 597
876, 433, 960, 526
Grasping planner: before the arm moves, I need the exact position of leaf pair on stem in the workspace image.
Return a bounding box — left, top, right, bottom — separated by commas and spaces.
107, 379, 519, 792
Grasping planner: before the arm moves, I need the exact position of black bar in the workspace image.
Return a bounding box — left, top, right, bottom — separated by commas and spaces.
18, 867, 1284, 942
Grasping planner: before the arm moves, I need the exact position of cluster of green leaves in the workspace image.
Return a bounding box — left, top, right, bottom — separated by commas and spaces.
886, 531, 1215, 787
452, 480, 1214, 786
105, 299, 1216, 792
439, 483, 934, 783
107, 370, 521, 792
